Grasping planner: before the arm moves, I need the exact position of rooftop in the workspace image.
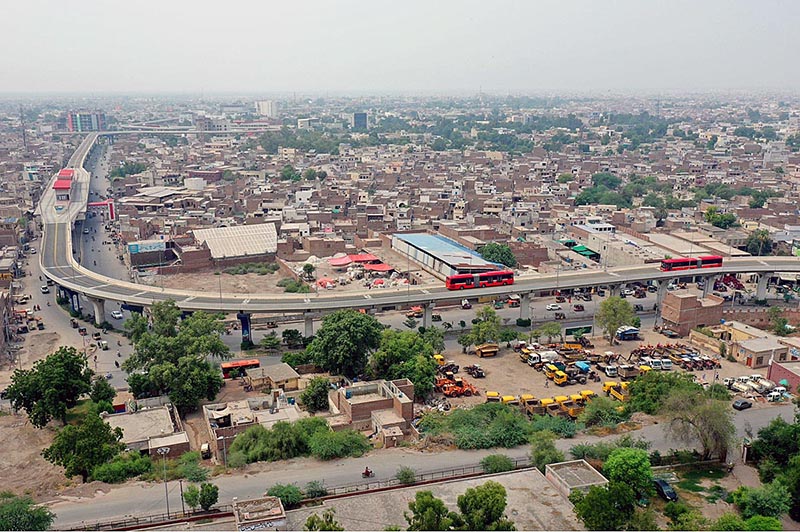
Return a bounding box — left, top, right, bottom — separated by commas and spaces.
192, 223, 277, 259
547, 459, 609, 488
104, 406, 174, 444
395, 233, 497, 269
739, 337, 786, 353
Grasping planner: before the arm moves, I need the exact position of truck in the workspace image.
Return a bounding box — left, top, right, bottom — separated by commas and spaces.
553, 370, 569, 386
541, 398, 570, 419
520, 395, 546, 417
618, 364, 642, 380
475, 343, 500, 358
608, 383, 630, 402
554, 395, 584, 419
574, 361, 591, 374
730, 381, 751, 394
597, 363, 619, 378
640, 356, 663, 371
544, 364, 560, 380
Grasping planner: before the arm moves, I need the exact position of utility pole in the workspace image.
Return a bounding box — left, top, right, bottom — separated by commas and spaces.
157, 447, 171, 517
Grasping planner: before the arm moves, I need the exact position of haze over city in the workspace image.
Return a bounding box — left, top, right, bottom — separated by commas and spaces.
4, 0, 800, 94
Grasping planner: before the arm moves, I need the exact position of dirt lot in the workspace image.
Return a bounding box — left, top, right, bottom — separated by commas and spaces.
0, 331, 62, 389
435, 329, 775, 409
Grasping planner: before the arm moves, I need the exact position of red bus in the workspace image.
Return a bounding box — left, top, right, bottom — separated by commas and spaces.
220, 359, 260, 378
445, 270, 515, 290
660, 256, 723, 272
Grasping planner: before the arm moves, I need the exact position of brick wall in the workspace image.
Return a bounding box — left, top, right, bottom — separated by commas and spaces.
766, 363, 800, 394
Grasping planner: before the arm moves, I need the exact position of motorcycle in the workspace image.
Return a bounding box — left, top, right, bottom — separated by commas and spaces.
361, 469, 375, 478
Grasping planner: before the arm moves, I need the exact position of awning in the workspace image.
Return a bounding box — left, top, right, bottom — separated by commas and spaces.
363, 263, 393, 272
328, 256, 352, 267
316, 278, 336, 287
348, 253, 379, 263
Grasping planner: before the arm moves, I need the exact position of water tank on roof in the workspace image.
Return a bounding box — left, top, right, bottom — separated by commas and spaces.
345, 389, 352, 399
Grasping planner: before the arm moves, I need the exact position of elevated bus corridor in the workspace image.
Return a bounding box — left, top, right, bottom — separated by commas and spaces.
38, 134, 800, 333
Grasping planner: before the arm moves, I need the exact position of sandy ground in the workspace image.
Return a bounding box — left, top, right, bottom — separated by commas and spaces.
0, 332, 62, 388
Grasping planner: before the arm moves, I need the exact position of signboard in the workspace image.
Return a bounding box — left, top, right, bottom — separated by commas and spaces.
0, 272, 12, 280
565, 326, 592, 337
127, 240, 166, 254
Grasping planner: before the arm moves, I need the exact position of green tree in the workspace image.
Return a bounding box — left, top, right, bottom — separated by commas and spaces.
123, 312, 149, 341
300, 377, 331, 413
282, 329, 305, 349
304, 508, 344, 531
6, 346, 94, 427
768, 306, 791, 336
578, 396, 629, 426
0, 491, 56, 531
183, 484, 200, 511
480, 454, 515, 474
744, 515, 783, 531
472, 306, 502, 344
420, 327, 446, 353
280, 164, 300, 181
602, 448, 654, 496
498, 328, 518, 347
260, 332, 282, 351
396, 466, 417, 485
662, 388, 735, 460
304, 480, 328, 499
530, 431, 565, 473
405, 490, 457, 531
713, 512, 746, 531
457, 481, 516, 530
267, 484, 303, 509
198, 482, 219, 511
747, 229, 774, 256
595, 296, 635, 345
302, 168, 318, 181
536, 322, 562, 343
732, 482, 792, 519
458, 333, 473, 353
570, 481, 636, 530
302, 263, 316, 280
155, 357, 224, 415
307, 310, 385, 378
89, 377, 116, 404
557, 173, 575, 183
478, 243, 517, 268
42, 413, 124, 482
369, 329, 437, 395
627, 371, 700, 415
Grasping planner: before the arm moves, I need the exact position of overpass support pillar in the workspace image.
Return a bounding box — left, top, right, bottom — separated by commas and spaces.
237, 313, 252, 346
756, 273, 771, 301
608, 285, 620, 298
60, 288, 81, 315
88, 297, 105, 327
519, 294, 531, 320
304, 314, 314, 338
422, 303, 433, 329
703, 275, 719, 298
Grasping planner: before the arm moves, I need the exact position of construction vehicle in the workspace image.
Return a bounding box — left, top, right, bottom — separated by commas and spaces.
475, 343, 499, 358
618, 364, 642, 381
464, 364, 486, 378
519, 348, 533, 363
433, 354, 445, 365
602, 381, 620, 394
544, 363, 560, 379
564, 367, 587, 385
439, 376, 479, 397
573, 361, 591, 374
436, 362, 459, 374
541, 398, 570, 418
521, 395, 546, 417
576, 336, 594, 348
579, 390, 598, 402
608, 382, 630, 402
639, 365, 652, 376
406, 306, 423, 318
597, 363, 619, 378
501, 395, 520, 406
486, 391, 501, 403
640, 356, 662, 371
507, 294, 521, 307
553, 370, 569, 386
555, 395, 584, 419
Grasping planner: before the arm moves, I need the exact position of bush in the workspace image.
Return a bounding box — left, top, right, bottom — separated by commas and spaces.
516, 318, 531, 328
198, 483, 219, 511
267, 484, 303, 509
480, 454, 515, 474
530, 431, 565, 472
304, 480, 328, 499
578, 396, 630, 427
396, 466, 417, 484
179, 451, 209, 482
308, 429, 371, 460
277, 278, 310, 293
529, 415, 578, 438
224, 262, 280, 275
92, 452, 152, 483
226, 451, 247, 469
732, 482, 792, 518
300, 377, 331, 413
281, 350, 313, 368
569, 435, 650, 462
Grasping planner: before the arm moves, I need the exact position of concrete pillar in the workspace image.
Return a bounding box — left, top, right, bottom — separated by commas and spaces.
656, 279, 671, 310
422, 303, 433, 329
88, 297, 105, 326
703, 275, 719, 298
608, 285, 620, 298
63, 289, 81, 315
304, 314, 314, 338
519, 293, 531, 320
237, 312, 252, 344
756, 273, 771, 300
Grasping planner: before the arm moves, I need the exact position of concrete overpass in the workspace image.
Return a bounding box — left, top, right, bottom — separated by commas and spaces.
38, 133, 800, 339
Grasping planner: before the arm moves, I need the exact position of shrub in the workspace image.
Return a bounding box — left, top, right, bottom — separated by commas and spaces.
732, 482, 792, 519
569, 435, 650, 462
578, 396, 629, 427
281, 350, 313, 368
92, 452, 152, 483
304, 480, 328, 499
396, 466, 417, 484
198, 483, 219, 511
530, 431, 565, 473
300, 377, 331, 413
226, 451, 247, 469
529, 415, 578, 438
516, 318, 531, 328
480, 454, 515, 474
308, 429, 371, 460
267, 484, 303, 509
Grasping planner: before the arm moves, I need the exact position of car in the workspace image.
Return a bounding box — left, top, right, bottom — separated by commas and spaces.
29, 248, 36, 254
105, 373, 113, 380
546, 304, 562, 311
732, 399, 753, 411
83, 228, 90, 234
661, 329, 679, 338
647, 285, 658, 293
621, 288, 634, 296
111, 310, 124, 320
653, 479, 678, 502
461, 299, 472, 310
40, 284, 50, 293
573, 304, 585, 312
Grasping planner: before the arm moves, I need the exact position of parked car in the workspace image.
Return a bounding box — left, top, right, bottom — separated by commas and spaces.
573, 304, 585, 312
83, 228, 90, 234
111, 310, 124, 320
546, 304, 562, 311
732, 399, 753, 411
621, 288, 634, 296
653, 479, 678, 501
661, 329, 679, 338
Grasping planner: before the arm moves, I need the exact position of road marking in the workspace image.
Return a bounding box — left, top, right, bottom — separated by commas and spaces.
304, 298, 310, 303
132, 291, 150, 297
243, 299, 251, 304
364, 294, 372, 299
422, 289, 430, 294
759, 261, 769, 266
608, 272, 620, 277
184, 296, 196, 302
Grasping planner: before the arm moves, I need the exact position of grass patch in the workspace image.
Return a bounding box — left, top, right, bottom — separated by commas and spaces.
705, 484, 727, 503
65, 399, 93, 424
675, 464, 727, 492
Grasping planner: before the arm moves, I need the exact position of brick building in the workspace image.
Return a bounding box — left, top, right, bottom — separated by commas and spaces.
660, 292, 724, 336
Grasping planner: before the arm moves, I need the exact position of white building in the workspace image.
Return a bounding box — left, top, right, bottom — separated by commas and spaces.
255, 100, 278, 118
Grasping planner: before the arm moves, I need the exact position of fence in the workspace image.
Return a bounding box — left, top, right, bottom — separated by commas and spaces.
65, 456, 534, 531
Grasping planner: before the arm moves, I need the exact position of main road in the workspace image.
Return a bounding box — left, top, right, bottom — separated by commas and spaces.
38, 134, 800, 318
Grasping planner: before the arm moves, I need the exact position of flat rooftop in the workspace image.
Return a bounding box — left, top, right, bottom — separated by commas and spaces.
192, 223, 277, 259
104, 407, 174, 444
548, 459, 608, 487
395, 233, 496, 269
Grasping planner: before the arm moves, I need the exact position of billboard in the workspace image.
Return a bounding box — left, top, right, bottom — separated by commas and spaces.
127, 240, 166, 254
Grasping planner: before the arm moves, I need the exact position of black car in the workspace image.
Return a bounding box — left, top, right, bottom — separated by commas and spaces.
732, 399, 753, 411
653, 479, 678, 501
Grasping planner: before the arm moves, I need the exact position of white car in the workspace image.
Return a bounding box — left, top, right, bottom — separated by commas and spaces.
621, 288, 635, 296
40, 285, 49, 294
29, 248, 36, 254
545, 304, 562, 311
111, 310, 124, 320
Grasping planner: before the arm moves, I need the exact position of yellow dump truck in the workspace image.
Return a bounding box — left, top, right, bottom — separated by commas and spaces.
475, 343, 500, 358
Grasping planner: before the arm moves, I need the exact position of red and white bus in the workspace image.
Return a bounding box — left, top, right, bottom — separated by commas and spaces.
445, 270, 515, 290
220, 359, 260, 378
660, 256, 723, 272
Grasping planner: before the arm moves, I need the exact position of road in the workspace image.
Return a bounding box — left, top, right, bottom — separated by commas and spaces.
49, 403, 798, 528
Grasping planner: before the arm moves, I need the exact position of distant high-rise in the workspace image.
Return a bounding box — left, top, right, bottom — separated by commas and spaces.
351, 112, 368, 130
255, 100, 278, 118
66, 111, 106, 132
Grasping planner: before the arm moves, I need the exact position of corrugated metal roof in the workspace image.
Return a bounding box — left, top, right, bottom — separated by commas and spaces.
193, 224, 277, 259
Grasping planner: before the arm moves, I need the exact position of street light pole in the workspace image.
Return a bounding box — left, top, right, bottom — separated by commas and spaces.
157, 447, 171, 517
217, 436, 228, 469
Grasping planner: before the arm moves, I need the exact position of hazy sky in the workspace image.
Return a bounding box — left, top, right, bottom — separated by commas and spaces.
4, 0, 799, 94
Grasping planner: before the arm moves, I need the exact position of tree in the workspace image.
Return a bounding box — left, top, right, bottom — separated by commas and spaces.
627, 370, 699, 415
158, 357, 224, 415
396, 466, 417, 485
662, 388, 735, 461
458, 333, 473, 353
480, 454, 515, 474
301, 377, 331, 413
530, 431, 565, 473
420, 327, 445, 353
0, 492, 56, 531
307, 310, 384, 378
602, 448, 653, 496
302, 168, 318, 181
183, 484, 200, 511
198, 482, 219, 511
595, 296, 635, 345
282, 329, 304, 349
260, 332, 282, 351
747, 229, 774, 256
732, 482, 792, 519
123, 312, 149, 341
6, 346, 94, 427
405, 491, 457, 531
89, 377, 116, 404
267, 484, 303, 509
471, 306, 502, 344
456, 481, 515, 531
302, 263, 316, 280
768, 306, 791, 336
536, 322, 562, 343
478, 243, 517, 268
570, 481, 636, 530
304, 508, 344, 531
498, 328, 518, 347
744, 515, 783, 531
42, 413, 124, 482
704, 207, 737, 229
280, 164, 300, 181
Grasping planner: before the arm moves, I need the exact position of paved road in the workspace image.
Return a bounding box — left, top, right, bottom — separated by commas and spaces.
49, 403, 798, 528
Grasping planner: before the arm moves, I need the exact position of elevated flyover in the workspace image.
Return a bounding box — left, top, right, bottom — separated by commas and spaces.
38, 134, 800, 332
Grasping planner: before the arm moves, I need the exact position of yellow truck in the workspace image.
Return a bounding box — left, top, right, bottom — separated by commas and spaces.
602, 381, 620, 394
520, 395, 545, 417
541, 397, 570, 418
579, 390, 598, 402
485, 391, 501, 403
433, 354, 445, 366
544, 363, 560, 379
553, 370, 569, 386
555, 395, 584, 419
501, 395, 520, 406
475, 343, 500, 358
608, 382, 630, 402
